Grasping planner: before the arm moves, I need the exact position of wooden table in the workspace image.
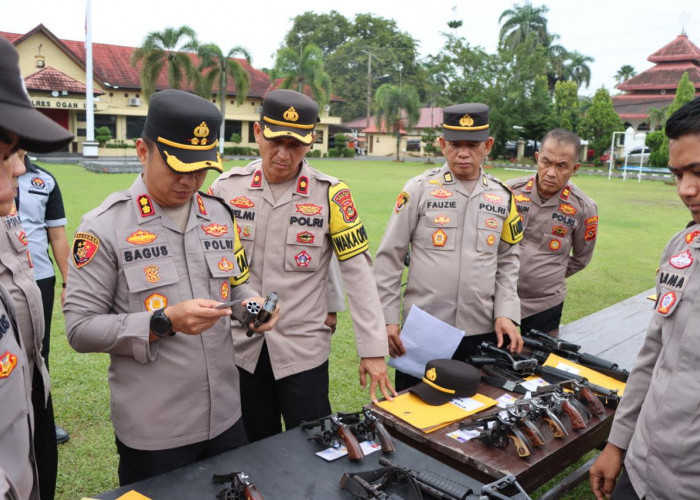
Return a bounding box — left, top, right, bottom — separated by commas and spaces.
369, 384, 614, 493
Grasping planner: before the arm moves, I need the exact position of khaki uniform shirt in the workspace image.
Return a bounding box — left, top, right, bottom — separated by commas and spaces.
374, 164, 523, 335
507, 176, 598, 318
210, 160, 388, 380
0, 206, 50, 400
64, 175, 255, 450
0, 282, 38, 499
607, 223, 700, 499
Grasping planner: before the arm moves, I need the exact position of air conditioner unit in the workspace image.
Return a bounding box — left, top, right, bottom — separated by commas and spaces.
129, 97, 141, 107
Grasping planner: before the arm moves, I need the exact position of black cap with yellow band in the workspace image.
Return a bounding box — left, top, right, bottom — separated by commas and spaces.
409, 359, 480, 406
442, 103, 490, 142
143, 89, 223, 174
260, 89, 319, 146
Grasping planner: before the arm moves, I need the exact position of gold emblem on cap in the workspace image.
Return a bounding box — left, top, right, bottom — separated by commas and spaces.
283, 106, 299, 122
459, 114, 474, 127
191, 122, 210, 146
426, 367, 437, 381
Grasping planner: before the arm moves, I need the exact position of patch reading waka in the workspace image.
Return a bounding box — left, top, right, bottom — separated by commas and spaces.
432, 229, 447, 247
73, 233, 100, 268
295, 250, 312, 267
202, 223, 228, 237
144, 293, 167, 312
669, 250, 693, 269
126, 230, 158, 245
231, 196, 255, 209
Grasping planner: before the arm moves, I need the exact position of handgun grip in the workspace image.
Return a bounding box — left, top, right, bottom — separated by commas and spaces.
518, 418, 546, 447
561, 400, 587, 430
507, 426, 533, 458
373, 420, 396, 453
578, 386, 606, 417
244, 485, 264, 500
542, 411, 568, 439
336, 423, 364, 460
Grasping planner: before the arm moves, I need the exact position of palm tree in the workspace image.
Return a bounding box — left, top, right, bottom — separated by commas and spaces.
196, 43, 252, 154
545, 38, 569, 94
131, 26, 199, 100
373, 83, 420, 161
565, 51, 594, 89
647, 106, 668, 130
615, 64, 637, 85
498, 3, 550, 51
272, 44, 332, 108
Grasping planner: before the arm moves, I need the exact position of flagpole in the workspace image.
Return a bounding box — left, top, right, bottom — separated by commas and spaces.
83, 0, 99, 157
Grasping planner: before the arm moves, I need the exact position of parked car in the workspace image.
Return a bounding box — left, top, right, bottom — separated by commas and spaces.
624, 146, 651, 165
504, 140, 539, 159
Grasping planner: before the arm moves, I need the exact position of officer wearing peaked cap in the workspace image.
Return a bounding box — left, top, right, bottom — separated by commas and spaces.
64, 89, 279, 485
0, 36, 73, 500
374, 103, 525, 392
210, 89, 395, 443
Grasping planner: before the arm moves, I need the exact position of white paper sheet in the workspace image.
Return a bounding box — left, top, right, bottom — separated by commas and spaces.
388, 305, 464, 378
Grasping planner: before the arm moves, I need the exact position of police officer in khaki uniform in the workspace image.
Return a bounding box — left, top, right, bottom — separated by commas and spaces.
507, 129, 598, 336
374, 103, 524, 391
64, 89, 277, 485
0, 36, 74, 500
209, 89, 394, 442
590, 98, 700, 500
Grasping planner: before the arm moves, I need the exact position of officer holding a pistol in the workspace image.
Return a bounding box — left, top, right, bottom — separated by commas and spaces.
64, 90, 278, 485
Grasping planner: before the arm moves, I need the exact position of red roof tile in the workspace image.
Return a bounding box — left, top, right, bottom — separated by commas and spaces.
344, 107, 443, 132
24, 66, 102, 94
618, 62, 700, 91
1, 25, 271, 98
648, 34, 700, 64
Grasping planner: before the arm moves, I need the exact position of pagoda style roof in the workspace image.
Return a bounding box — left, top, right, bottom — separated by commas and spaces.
648, 34, 700, 64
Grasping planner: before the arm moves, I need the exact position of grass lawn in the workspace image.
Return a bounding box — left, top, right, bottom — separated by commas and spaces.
42, 158, 687, 499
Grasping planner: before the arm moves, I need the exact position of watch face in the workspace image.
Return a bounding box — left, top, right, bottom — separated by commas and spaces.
151, 309, 172, 337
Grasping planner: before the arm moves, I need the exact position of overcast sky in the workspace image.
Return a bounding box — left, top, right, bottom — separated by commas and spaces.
3, 0, 698, 97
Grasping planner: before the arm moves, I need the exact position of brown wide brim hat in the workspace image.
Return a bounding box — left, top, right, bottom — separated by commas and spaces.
0, 37, 74, 152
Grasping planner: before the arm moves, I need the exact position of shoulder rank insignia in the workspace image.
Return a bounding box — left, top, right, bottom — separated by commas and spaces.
196, 194, 207, 215
296, 176, 309, 195
395, 191, 410, 214
137, 194, 155, 217
560, 186, 571, 200
444, 172, 453, 183
251, 170, 263, 188
524, 178, 534, 192
73, 232, 100, 268
686, 230, 700, 244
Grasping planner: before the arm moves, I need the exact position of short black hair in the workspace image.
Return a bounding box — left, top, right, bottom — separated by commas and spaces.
666, 97, 700, 139
541, 128, 582, 158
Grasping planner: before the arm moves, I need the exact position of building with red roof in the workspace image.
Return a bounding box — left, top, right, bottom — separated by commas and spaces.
612, 33, 700, 131
2, 24, 341, 154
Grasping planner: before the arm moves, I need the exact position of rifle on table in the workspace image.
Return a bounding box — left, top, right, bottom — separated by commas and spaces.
212, 471, 263, 500
337, 408, 397, 453
522, 329, 629, 382
301, 413, 364, 460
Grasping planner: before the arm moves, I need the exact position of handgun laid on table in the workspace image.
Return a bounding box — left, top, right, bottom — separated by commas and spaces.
336, 408, 396, 453
221, 291, 278, 337
459, 407, 536, 458
301, 413, 365, 460
212, 471, 263, 500
523, 329, 630, 382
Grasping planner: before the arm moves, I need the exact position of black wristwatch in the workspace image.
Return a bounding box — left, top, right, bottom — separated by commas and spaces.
150, 308, 174, 338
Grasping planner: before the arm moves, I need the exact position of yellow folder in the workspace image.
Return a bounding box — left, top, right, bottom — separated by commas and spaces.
543, 353, 627, 396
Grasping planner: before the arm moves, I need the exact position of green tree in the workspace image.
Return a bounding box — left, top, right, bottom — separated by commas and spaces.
196, 43, 251, 154
283, 11, 351, 55
565, 51, 594, 89
577, 87, 623, 161
646, 106, 668, 130
498, 3, 550, 51
554, 80, 579, 130
650, 71, 696, 167
373, 83, 420, 161
614, 64, 637, 85
131, 26, 199, 100
272, 44, 332, 108
95, 126, 112, 147
522, 75, 557, 141
422, 126, 440, 164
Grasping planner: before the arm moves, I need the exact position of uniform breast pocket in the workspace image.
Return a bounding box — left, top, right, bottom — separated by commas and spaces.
284, 226, 323, 271
421, 210, 458, 251
0, 337, 29, 437
540, 232, 571, 254
123, 258, 180, 312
